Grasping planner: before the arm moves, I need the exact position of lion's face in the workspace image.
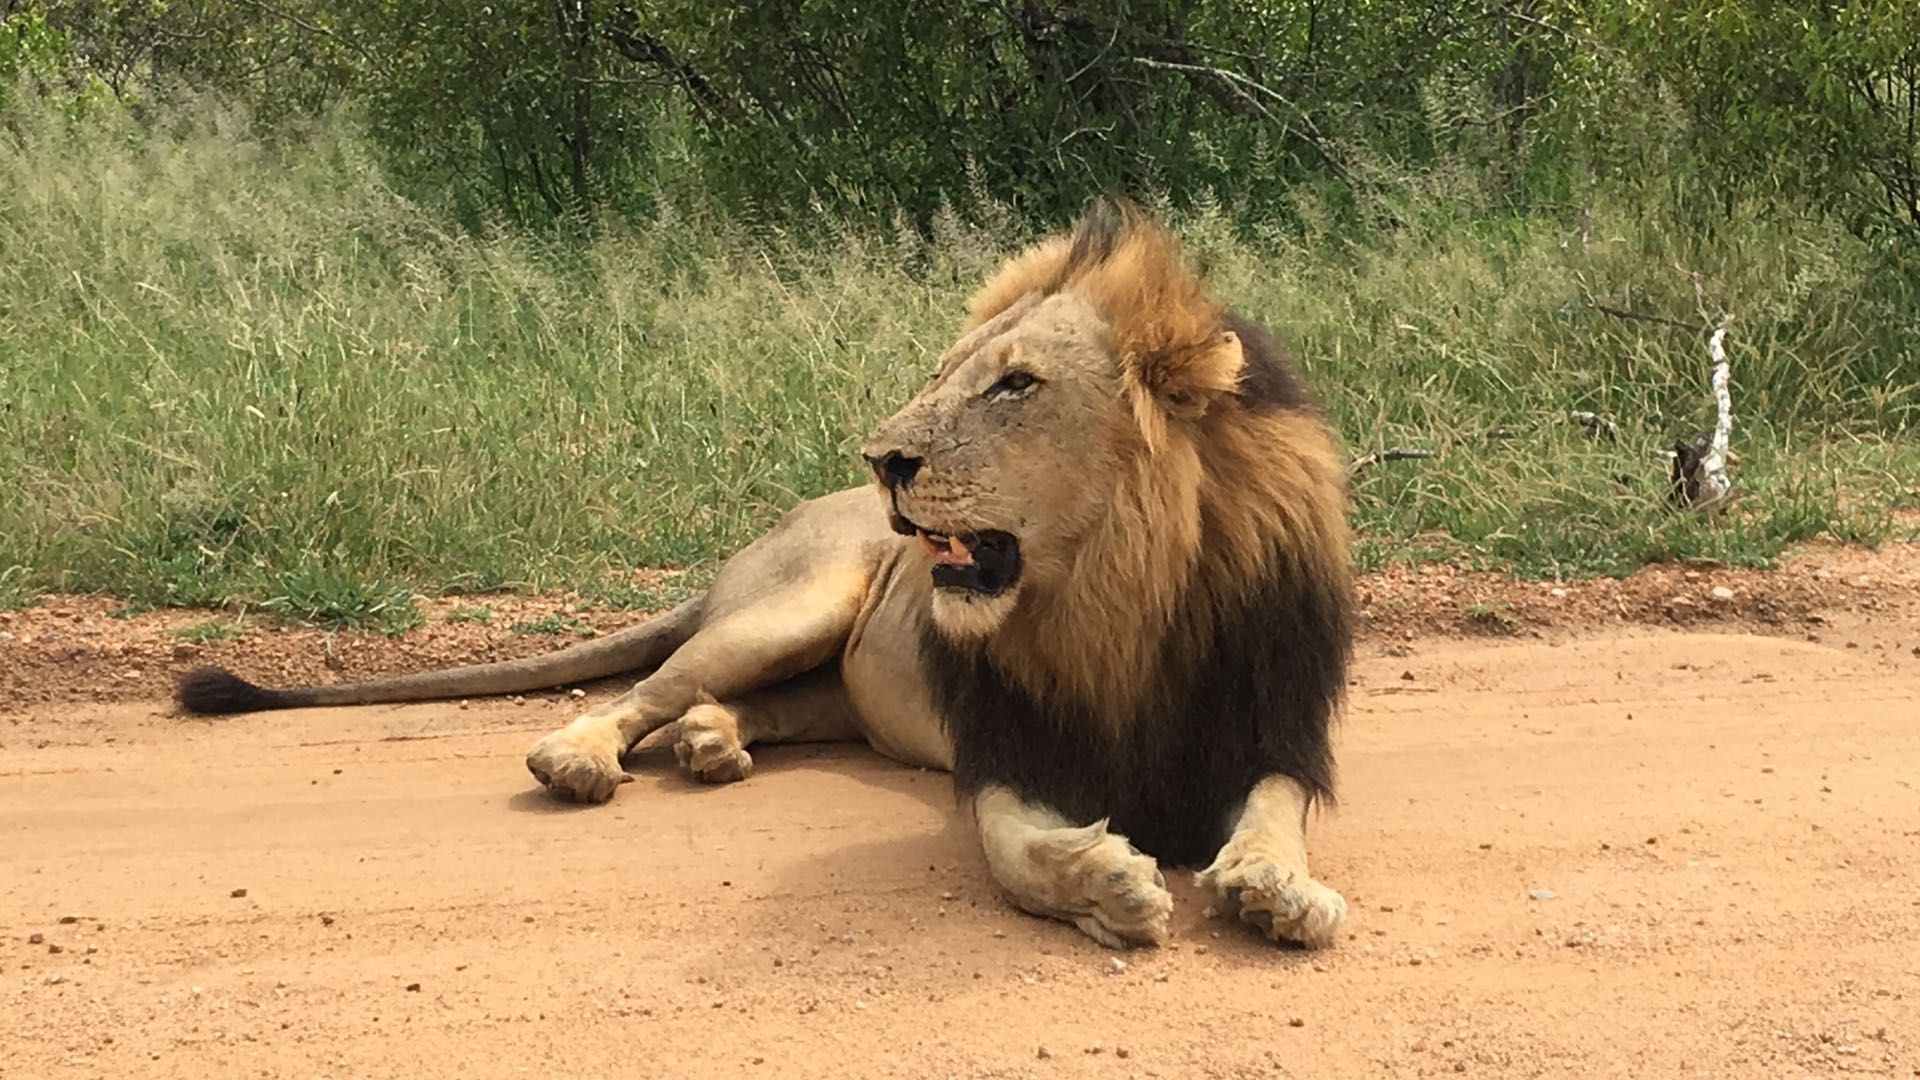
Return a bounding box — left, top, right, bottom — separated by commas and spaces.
861, 290, 1139, 640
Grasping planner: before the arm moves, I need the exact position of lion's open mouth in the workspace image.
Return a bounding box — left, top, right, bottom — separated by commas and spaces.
887, 509, 1023, 597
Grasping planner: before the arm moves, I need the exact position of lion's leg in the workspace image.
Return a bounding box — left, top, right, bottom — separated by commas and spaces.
526, 566, 867, 803
1195, 775, 1347, 948
671, 667, 859, 784
972, 785, 1174, 949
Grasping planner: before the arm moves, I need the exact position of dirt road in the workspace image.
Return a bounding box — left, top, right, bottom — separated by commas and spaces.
5, 575, 1920, 1077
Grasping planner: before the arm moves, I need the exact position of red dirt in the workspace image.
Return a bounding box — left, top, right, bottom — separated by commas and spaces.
4, 544, 1919, 1077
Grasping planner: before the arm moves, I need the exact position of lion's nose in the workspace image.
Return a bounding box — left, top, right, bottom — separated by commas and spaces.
863, 449, 923, 490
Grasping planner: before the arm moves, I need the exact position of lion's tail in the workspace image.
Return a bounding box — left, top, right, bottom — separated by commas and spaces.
173, 595, 705, 716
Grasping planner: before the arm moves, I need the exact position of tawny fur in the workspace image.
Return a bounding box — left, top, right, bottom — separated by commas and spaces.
172, 198, 1354, 950
957, 204, 1351, 724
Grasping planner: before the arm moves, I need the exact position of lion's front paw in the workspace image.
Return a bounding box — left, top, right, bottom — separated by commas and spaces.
1196, 846, 1346, 949
672, 705, 753, 784
526, 723, 632, 804
1070, 832, 1174, 949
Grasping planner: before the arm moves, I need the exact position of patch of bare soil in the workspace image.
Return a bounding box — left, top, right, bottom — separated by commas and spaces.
3, 544, 1918, 1077
4, 542, 1917, 711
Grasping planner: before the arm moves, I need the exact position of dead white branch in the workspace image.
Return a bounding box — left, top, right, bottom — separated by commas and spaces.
1667, 317, 1736, 511
1699, 321, 1734, 503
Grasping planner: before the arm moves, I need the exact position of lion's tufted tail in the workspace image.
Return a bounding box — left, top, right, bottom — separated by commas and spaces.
173, 596, 705, 716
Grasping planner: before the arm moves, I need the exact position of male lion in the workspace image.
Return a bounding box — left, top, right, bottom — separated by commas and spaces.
177, 200, 1353, 950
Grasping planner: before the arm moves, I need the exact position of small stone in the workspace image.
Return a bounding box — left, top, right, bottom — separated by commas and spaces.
45, 974, 65, 985
1036, 1045, 1051, 1060
569, 688, 586, 699
406, 982, 421, 992
511, 696, 526, 706
1115, 1047, 1131, 1059
458, 701, 470, 711
47, 944, 63, 955
1711, 586, 1735, 602
1407, 955, 1423, 966
1107, 956, 1127, 975
940, 891, 957, 901
230, 888, 248, 899
1400, 670, 1415, 681
1194, 945, 1209, 955
57, 915, 79, 925
27, 933, 44, 945
1529, 888, 1556, 901
1549, 587, 1567, 598
321, 915, 335, 927
1288, 1016, 1305, 1028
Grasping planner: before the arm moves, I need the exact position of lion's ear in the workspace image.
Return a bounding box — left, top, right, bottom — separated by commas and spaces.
1136, 329, 1245, 421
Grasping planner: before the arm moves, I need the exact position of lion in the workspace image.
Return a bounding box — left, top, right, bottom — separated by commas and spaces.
176, 199, 1354, 950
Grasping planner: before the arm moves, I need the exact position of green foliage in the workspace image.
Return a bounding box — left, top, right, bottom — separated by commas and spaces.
0, 98, 1913, 613
509, 614, 596, 637
443, 605, 496, 625
174, 619, 242, 644
1603, 2, 1920, 237
20, 0, 1907, 238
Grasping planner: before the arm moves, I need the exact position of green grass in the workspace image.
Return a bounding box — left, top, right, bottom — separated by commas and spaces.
443, 604, 495, 625
174, 619, 243, 644
509, 615, 596, 638
2, 100, 1916, 623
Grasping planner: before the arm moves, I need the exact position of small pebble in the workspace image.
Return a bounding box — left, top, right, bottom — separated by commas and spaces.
1529, 888, 1556, 901
57, 915, 79, 925
1288, 1016, 1305, 1028
1711, 586, 1735, 602
1036, 1046, 1051, 1060
1115, 1047, 1131, 1059
569, 688, 586, 699
1107, 956, 1127, 975
230, 888, 248, 899
406, 982, 421, 992
27, 933, 44, 945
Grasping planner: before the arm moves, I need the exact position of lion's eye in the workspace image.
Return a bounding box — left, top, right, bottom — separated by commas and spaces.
987, 370, 1039, 398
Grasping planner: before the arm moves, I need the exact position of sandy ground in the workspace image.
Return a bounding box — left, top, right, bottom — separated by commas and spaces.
4, 545, 1920, 1078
